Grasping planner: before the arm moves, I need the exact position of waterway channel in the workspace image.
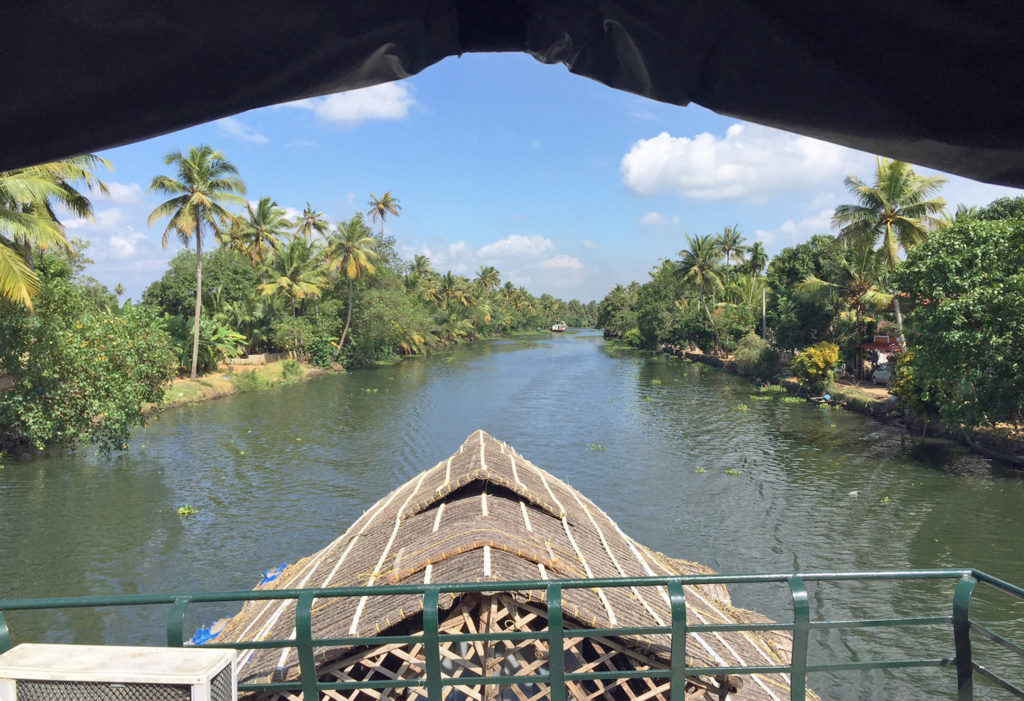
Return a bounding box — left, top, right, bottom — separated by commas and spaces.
2, 330, 1022, 698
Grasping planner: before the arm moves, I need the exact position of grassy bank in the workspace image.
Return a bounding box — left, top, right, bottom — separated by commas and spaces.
157, 360, 335, 410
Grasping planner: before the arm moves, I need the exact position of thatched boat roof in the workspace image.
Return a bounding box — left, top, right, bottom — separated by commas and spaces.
221, 431, 808, 700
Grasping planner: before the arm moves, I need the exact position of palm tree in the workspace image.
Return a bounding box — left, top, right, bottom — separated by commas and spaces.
474, 265, 501, 292
260, 238, 328, 350
744, 241, 769, 275
326, 218, 379, 352
405, 253, 434, 292
832, 157, 946, 347
796, 243, 892, 341
1, 155, 110, 307
678, 233, 726, 355
294, 202, 330, 242
148, 145, 246, 379
717, 225, 747, 267
237, 196, 290, 266
367, 191, 401, 236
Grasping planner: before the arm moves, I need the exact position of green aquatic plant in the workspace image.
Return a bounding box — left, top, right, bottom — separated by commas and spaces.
733, 403, 750, 411
781, 396, 805, 404
880, 496, 891, 504
177, 505, 199, 515
724, 469, 742, 475
749, 395, 772, 401
759, 384, 786, 394
649, 378, 662, 385
586, 443, 606, 452
694, 467, 707, 473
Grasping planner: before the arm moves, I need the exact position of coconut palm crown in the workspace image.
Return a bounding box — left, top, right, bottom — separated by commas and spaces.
367, 191, 401, 236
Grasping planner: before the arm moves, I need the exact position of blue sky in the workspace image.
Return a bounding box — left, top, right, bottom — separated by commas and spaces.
63, 52, 1022, 302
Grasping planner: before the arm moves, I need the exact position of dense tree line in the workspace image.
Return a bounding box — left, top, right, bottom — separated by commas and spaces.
598, 159, 1024, 435
0, 145, 597, 453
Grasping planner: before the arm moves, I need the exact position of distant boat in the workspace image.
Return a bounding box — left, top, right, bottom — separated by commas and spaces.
551, 321, 567, 332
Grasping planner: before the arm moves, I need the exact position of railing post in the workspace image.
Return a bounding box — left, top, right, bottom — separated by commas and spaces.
166, 596, 191, 647
423, 588, 443, 701
0, 610, 10, 654
667, 581, 688, 701
953, 574, 977, 701
788, 576, 809, 701
547, 584, 565, 701
296, 592, 318, 701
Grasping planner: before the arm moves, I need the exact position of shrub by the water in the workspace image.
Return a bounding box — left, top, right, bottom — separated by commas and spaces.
791, 342, 840, 393
623, 328, 642, 347
0, 274, 176, 453
733, 333, 779, 378
231, 370, 270, 393
281, 359, 304, 383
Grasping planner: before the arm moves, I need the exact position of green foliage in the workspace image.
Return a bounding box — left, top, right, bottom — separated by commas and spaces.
0, 277, 176, 453
781, 396, 805, 404
623, 328, 642, 347
586, 443, 605, 451
176, 505, 199, 515
281, 359, 303, 383
758, 384, 786, 394
724, 469, 742, 475
143, 248, 260, 316
975, 196, 1024, 221
270, 316, 313, 354
231, 370, 270, 393
766, 236, 842, 349
791, 342, 840, 393
160, 314, 246, 374
732, 403, 750, 412
893, 217, 1024, 430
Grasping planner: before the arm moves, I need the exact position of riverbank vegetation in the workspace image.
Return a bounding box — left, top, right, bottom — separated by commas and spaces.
598, 159, 1024, 442
0, 146, 598, 454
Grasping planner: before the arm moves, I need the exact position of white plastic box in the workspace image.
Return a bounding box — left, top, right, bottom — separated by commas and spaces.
0, 644, 236, 701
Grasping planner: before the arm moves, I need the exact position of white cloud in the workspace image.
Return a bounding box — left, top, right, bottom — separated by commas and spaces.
286, 83, 415, 127
109, 231, 146, 259
101, 182, 142, 203
282, 206, 302, 221
477, 234, 553, 260
217, 116, 269, 143
583, 240, 600, 249
540, 254, 583, 270
621, 123, 869, 203
639, 211, 679, 227
754, 209, 833, 249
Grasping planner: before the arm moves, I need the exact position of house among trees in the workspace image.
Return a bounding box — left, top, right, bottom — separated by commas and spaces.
220, 431, 805, 700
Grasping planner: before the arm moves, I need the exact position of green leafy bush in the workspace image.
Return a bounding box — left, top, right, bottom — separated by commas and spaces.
623, 328, 643, 347
160, 315, 247, 374
281, 359, 304, 383
0, 279, 176, 453
791, 342, 840, 393
231, 370, 270, 393
733, 333, 779, 378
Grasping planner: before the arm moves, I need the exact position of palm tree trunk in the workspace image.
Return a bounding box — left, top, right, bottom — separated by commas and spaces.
291, 295, 298, 354
191, 223, 203, 380
336, 278, 354, 360
700, 288, 724, 356
893, 294, 907, 349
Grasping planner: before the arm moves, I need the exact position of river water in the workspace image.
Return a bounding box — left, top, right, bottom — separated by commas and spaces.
2, 330, 1022, 698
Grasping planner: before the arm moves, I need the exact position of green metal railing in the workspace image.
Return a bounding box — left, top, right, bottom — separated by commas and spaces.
1, 569, 1022, 700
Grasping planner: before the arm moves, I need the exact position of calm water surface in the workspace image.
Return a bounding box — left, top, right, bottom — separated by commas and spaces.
2, 331, 1022, 698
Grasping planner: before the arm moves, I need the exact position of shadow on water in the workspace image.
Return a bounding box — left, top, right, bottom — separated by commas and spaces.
2, 330, 1022, 698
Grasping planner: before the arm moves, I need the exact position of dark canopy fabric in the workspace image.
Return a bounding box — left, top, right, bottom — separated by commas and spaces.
5, 1, 1023, 186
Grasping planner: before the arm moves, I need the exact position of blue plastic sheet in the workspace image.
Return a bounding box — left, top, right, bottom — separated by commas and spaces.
258, 563, 287, 586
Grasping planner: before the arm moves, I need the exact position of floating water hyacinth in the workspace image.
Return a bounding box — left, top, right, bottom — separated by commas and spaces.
586, 443, 606, 451
177, 505, 199, 515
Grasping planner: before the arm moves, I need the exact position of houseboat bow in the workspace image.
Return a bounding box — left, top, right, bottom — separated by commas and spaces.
220, 431, 809, 700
